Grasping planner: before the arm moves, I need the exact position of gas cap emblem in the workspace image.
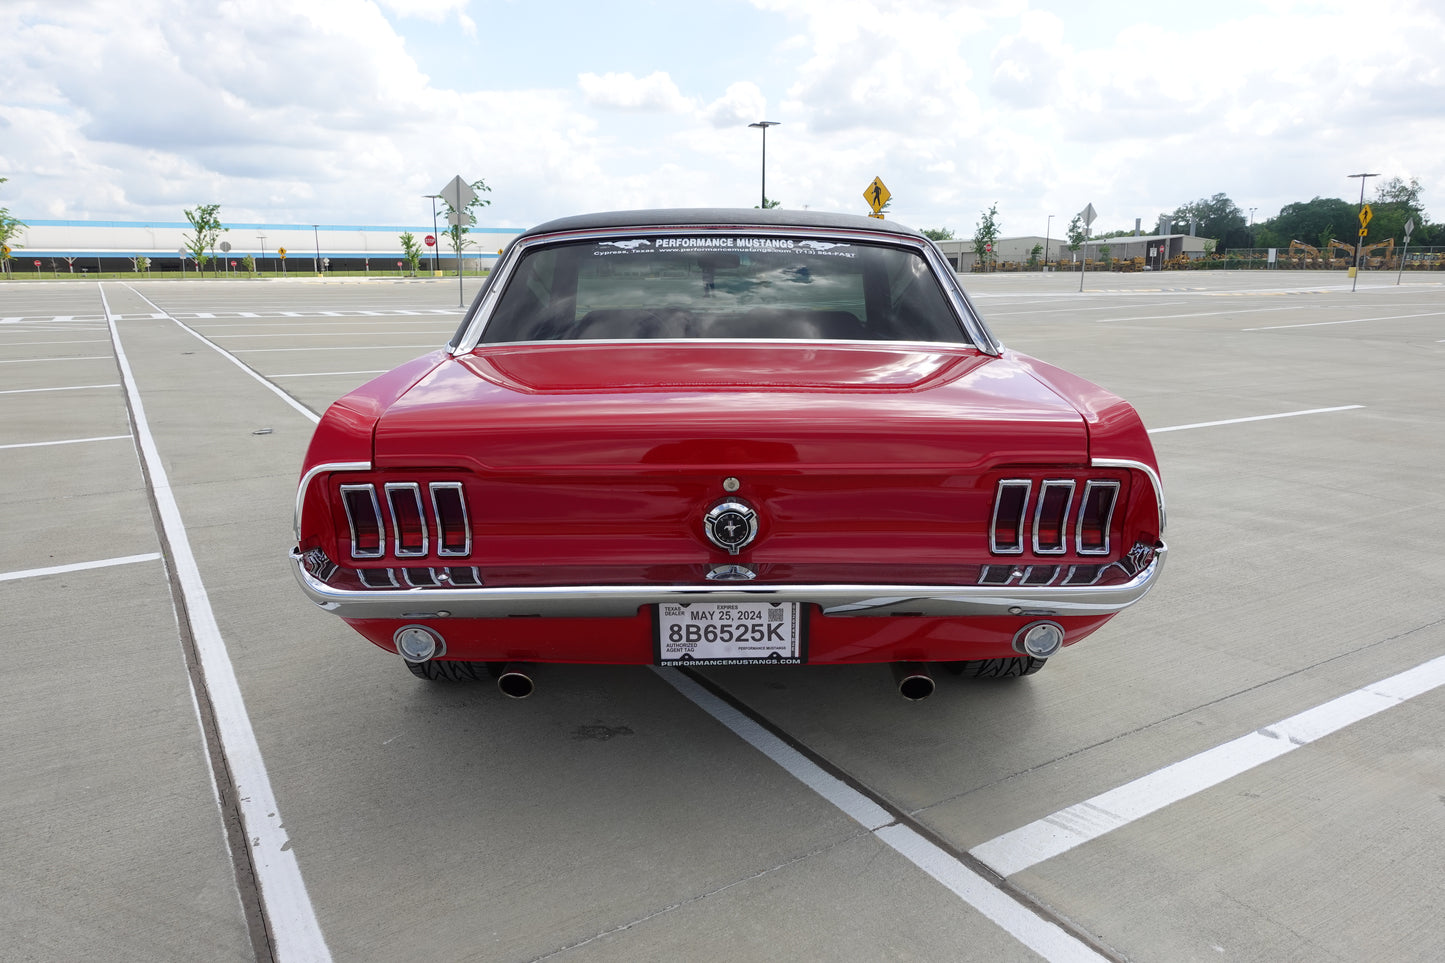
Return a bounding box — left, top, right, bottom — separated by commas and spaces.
703, 500, 759, 555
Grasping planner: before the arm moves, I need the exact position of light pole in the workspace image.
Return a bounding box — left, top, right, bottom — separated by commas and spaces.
1044, 214, 1053, 271
1348, 172, 1377, 292
257, 234, 267, 275
424, 194, 441, 276
313, 224, 321, 274
748, 121, 780, 209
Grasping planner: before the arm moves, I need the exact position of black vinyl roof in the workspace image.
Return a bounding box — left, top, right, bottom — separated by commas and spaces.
520, 207, 923, 240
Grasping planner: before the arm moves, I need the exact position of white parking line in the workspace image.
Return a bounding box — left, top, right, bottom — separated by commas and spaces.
969, 652, 1445, 877
231, 344, 438, 353
654, 669, 1108, 963
0, 339, 112, 346
1, 434, 131, 449
269, 369, 389, 379
1149, 405, 1365, 434
1245, 310, 1445, 331
0, 383, 121, 395
0, 552, 161, 582
1093, 304, 1312, 324
205, 330, 450, 339
0, 355, 112, 363
100, 285, 331, 961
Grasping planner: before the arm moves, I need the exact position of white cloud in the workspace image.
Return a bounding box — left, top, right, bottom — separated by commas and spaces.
578, 71, 695, 113
702, 82, 768, 128
1, 0, 1443, 238
374, 0, 477, 34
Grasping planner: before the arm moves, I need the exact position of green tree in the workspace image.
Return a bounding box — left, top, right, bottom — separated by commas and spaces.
182, 203, 228, 275
1375, 176, 1423, 210
754, 196, 782, 209
922, 227, 954, 241
1169, 193, 1248, 249
972, 202, 1000, 271
442, 178, 493, 274
1258, 196, 1354, 251
1027, 243, 1042, 269
0, 177, 26, 278
1066, 214, 1085, 262
399, 232, 423, 275
1370, 176, 1429, 246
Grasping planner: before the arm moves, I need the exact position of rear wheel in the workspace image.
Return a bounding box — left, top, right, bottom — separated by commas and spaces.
943, 656, 1046, 678
404, 659, 494, 682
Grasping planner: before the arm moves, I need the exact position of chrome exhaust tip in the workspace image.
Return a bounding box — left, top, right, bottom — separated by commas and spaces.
496, 663, 535, 699
891, 662, 935, 701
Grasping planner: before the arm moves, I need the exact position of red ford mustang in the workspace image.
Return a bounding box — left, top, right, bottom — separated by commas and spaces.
290, 209, 1166, 698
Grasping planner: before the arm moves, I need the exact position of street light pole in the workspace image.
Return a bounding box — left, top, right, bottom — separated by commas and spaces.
313, 224, 321, 274
748, 121, 780, 209
1044, 214, 1053, 272
1348, 172, 1377, 292
424, 194, 441, 276
257, 234, 267, 276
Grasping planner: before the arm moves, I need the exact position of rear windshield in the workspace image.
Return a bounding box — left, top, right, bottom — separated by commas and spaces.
480, 235, 969, 344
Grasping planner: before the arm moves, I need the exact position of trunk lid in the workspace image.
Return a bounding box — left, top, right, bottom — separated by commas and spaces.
373, 342, 1087, 471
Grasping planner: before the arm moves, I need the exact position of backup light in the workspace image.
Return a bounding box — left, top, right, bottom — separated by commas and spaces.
394, 624, 444, 662
1014, 621, 1064, 659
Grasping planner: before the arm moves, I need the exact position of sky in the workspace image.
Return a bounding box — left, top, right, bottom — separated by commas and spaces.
2, 0, 1442, 238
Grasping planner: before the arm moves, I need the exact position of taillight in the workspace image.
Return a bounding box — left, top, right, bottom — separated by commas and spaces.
385, 483, 428, 557
341, 485, 384, 558
1076, 480, 1119, 555
336, 479, 472, 561
990, 480, 1030, 554
1032, 480, 1074, 555
990, 476, 1121, 557
430, 482, 471, 556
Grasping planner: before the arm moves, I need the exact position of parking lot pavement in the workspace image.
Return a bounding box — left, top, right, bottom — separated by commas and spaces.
2, 272, 1442, 962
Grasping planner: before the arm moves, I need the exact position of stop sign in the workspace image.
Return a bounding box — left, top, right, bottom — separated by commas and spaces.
425, 235, 436, 247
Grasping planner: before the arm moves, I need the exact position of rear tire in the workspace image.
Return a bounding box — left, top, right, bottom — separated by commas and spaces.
943, 656, 1046, 678
404, 659, 492, 682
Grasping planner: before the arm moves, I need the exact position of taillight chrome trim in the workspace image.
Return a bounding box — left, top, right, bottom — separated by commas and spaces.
384, 482, 429, 557
1031, 480, 1075, 555
294, 460, 372, 538
430, 482, 472, 557
990, 480, 1031, 554
1092, 457, 1166, 533
340, 484, 385, 559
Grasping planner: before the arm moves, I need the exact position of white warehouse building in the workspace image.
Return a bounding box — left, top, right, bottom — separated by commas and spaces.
6, 218, 524, 274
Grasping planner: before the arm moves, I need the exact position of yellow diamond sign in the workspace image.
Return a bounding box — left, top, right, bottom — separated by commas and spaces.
864, 176, 890, 213
1358, 204, 1372, 228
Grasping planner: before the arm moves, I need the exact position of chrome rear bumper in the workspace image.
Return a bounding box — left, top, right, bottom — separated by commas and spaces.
289, 541, 1165, 621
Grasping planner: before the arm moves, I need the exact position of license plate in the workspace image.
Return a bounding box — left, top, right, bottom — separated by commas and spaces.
654, 601, 806, 666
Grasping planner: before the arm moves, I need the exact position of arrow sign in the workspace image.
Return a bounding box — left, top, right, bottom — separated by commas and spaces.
439, 174, 476, 212
1358, 204, 1372, 228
